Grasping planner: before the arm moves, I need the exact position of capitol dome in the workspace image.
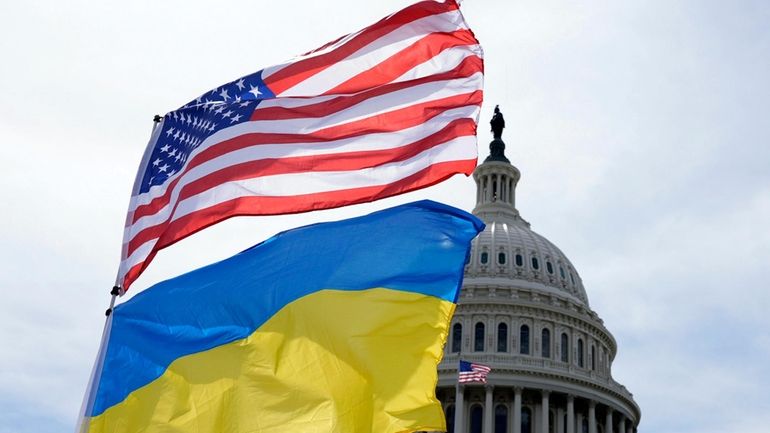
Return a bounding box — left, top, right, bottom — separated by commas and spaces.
434, 109, 640, 433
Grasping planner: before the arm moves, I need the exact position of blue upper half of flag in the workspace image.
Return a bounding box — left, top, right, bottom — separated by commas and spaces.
459, 360, 474, 372
138, 70, 275, 194
94, 200, 484, 416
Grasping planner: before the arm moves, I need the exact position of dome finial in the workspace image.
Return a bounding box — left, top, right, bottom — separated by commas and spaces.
485, 105, 509, 163
491, 105, 504, 139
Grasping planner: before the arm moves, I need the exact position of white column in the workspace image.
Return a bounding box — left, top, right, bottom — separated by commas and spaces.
588, 401, 597, 433
604, 408, 613, 433
484, 385, 494, 433
618, 415, 625, 433
513, 387, 522, 433
540, 391, 550, 433
455, 385, 465, 433
566, 395, 575, 433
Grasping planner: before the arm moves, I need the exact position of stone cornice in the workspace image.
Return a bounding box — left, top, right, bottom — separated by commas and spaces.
452, 297, 618, 357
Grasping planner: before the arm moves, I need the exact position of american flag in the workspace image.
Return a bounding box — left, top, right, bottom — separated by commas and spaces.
116, 0, 484, 292
458, 360, 491, 383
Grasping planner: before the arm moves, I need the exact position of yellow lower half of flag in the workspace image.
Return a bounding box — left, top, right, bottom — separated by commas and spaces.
87, 288, 454, 433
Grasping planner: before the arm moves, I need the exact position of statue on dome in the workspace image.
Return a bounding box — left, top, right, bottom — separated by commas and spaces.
490, 105, 505, 139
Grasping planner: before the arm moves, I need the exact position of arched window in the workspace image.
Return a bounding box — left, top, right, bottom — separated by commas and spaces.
451, 323, 462, 353
561, 333, 569, 362
515, 254, 523, 266
546, 261, 554, 274
474, 322, 485, 352
582, 418, 589, 433
497, 323, 508, 352
569, 272, 575, 285
521, 407, 532, 433
470, 404, 483, 433
495, 404, 508, 433
531, 257, 540, 270
498, 252, 506, 264
577, 338, 584, 368
445, 404, 455, 433
481, 252, 489, 264
541, 328, 551, 358
559, 266, 566, 279
519, 324, 530, 355
591, 345, 596, 370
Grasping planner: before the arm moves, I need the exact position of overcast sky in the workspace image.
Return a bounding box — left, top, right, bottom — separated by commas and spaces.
1, 1, 769, 432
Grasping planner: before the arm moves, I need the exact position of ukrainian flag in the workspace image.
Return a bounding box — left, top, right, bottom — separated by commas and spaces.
78, 200, 483, 433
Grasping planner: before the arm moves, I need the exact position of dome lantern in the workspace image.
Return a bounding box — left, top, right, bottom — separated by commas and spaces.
472, 106, 524, 224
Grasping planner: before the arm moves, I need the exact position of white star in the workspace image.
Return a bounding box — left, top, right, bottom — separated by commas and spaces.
172, 111, 178, 120
152, 158, 162, 166
248, 85, 262, 99
175, 153, 182, 162
230, 114, 242, 123
222, 110, 233, 118
168, 169, 176, 177
235, 78, 246, 90
169, 148, 177, 157
235, 95, 242, 103
240, 101, 251, 107
160, 144, 171, 153
159, 164, 169, 172
214, 105, 225, 114
165, 127, 175, 137
209, 123, 217, 131
186, 116, 192, 125
219, 88, 230, 100
173, 130, 181, 140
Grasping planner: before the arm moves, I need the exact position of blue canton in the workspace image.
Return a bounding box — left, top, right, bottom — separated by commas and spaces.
139, 70, 275, 194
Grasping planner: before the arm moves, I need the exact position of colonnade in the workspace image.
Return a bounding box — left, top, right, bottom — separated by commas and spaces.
448, 385, 636, 433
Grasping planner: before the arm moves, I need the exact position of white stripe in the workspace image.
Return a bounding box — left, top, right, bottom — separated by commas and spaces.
393, 45, 482, 85
171, 135, 475, 217
260, 27, 367, 81
127, 106, 479, 232
255, 49, 481, 113
117, 239, 157, 288
127, 71, 482, 212
122, 135, 477, 261
279, 10, 467, 97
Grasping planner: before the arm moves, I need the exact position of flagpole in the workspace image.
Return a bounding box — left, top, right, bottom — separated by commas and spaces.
77, 115, 165, 431
455, 347, 464, 432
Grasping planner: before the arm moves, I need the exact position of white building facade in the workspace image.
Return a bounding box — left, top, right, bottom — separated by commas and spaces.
436, 124, 640, 433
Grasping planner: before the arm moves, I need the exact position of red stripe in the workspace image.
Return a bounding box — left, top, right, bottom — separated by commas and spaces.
121, 159, 476, 290
252, 54, 482, 121
324, 30, 478, 96
125, 120, 477, 256
263, 0, 459, 95
130, 89, 483, 224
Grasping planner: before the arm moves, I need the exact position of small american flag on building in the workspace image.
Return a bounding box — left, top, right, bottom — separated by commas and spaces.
458, 360, 491, 383
116, 0, 484, 291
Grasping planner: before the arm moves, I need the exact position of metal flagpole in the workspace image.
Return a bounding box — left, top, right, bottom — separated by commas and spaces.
77, 115, 165, 432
